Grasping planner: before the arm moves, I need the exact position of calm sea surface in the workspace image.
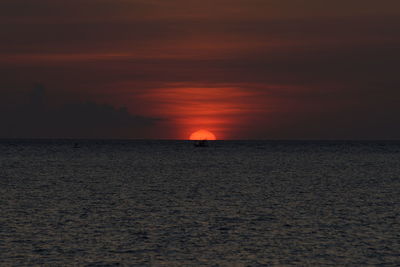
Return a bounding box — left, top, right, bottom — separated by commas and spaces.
0, 140, 399, 266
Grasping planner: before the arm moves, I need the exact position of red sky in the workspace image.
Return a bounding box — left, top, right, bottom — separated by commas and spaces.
1, 0, 400, 139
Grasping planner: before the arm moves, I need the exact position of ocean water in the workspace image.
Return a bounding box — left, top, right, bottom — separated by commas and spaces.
0, 140, 399, 266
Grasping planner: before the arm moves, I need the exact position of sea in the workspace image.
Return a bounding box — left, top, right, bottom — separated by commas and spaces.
0, 140, 399, 266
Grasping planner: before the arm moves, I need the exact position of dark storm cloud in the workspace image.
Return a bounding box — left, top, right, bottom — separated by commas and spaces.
0, 85, 161, 139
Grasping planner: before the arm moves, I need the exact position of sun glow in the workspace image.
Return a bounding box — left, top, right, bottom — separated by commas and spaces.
189, 129, 217, 140
134, 84, 267, 139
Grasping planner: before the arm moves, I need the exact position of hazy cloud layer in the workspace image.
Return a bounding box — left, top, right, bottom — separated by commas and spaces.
1, 0, 399, 139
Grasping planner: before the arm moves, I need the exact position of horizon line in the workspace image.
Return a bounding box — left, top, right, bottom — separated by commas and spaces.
0, 138, 400, 142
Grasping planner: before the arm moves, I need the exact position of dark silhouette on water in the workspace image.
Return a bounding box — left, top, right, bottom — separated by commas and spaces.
194, 140, 208, 147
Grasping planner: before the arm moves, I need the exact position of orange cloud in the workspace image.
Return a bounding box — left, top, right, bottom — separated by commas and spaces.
135, 84, 268, 139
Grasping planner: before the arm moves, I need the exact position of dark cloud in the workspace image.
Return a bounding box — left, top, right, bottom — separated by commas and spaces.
0, 85, 162, 139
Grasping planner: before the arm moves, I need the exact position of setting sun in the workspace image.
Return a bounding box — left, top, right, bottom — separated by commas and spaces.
189, 129, 217, 140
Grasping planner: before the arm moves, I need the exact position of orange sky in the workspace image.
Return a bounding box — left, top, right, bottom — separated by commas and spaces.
135, 84, 270, 139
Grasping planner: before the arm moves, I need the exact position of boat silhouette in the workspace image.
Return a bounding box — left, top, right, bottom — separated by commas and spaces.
194, 139, 208, 147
